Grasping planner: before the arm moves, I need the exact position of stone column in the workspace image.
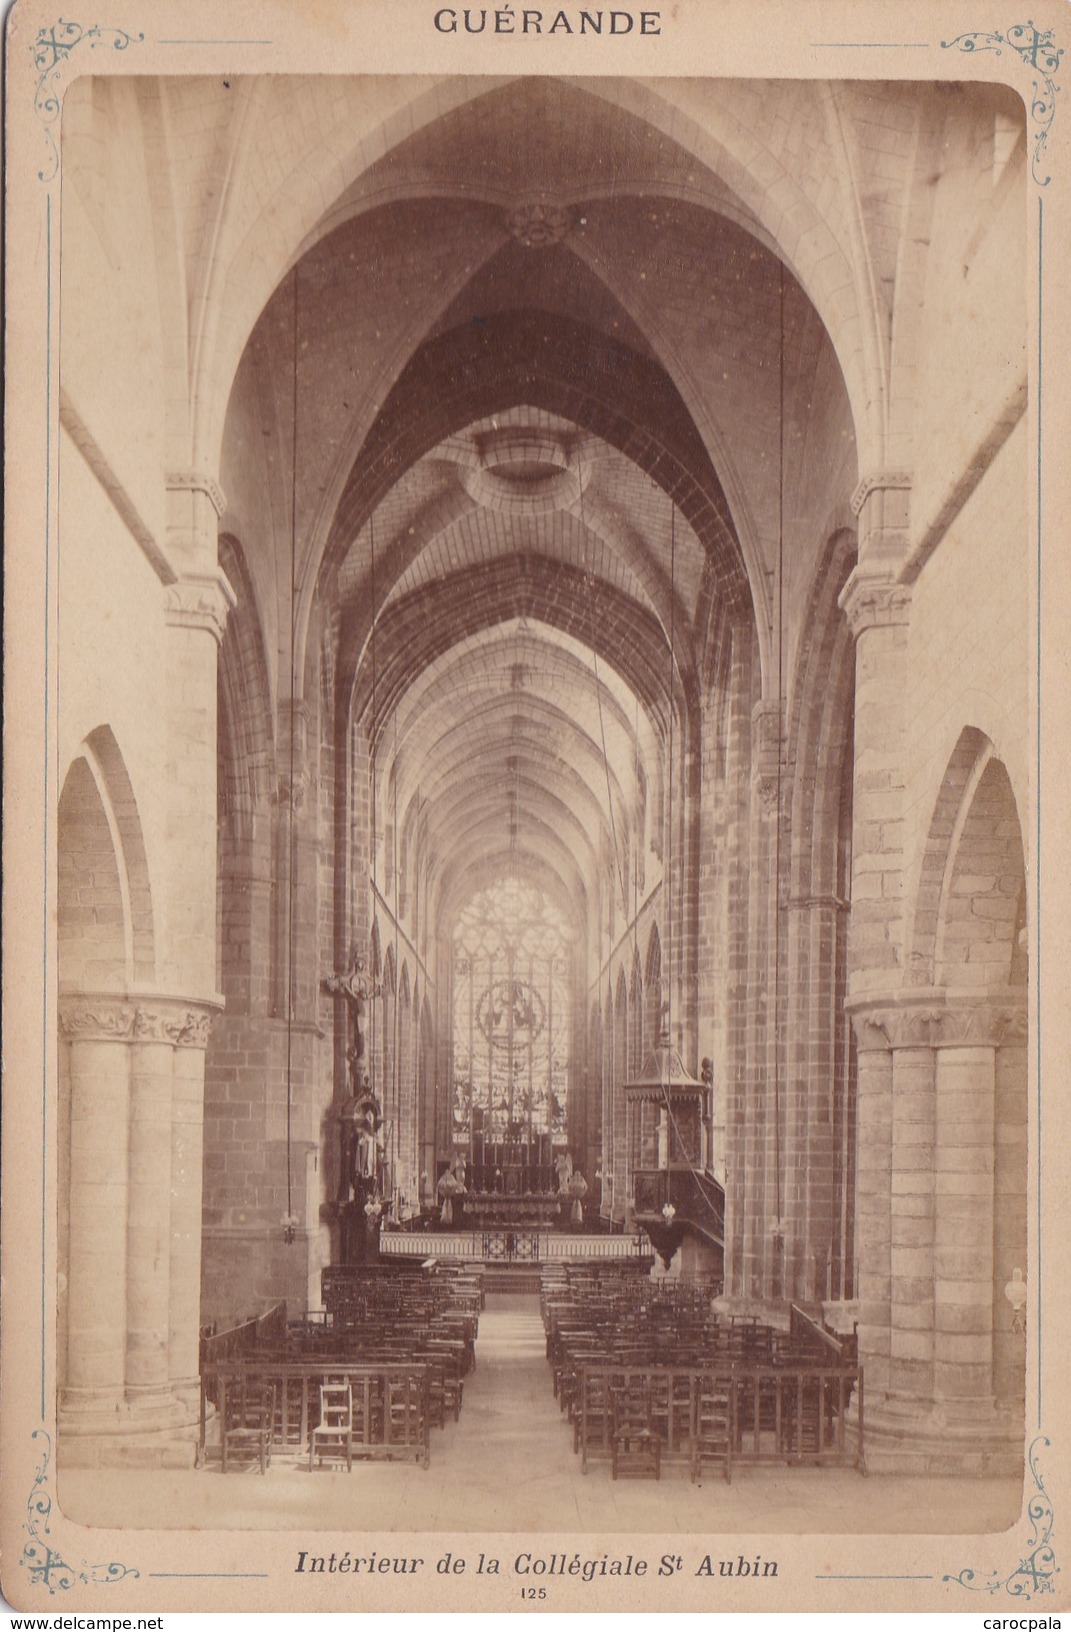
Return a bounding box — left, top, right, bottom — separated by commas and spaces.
993, 1032, 1028, 1408
675, 726, 702, 1067
933, 1040, 995, 1405
740, 697, 781, 1296
850, 1012, 895, 1399
889, 1038, 936, 1400
58, 996, 219, 1464
162, 471, 232, 1390
163, 569, 235, 985
60, 1000, 134, 1418
721, 625, 754, 1291
169, 1022, 212, 1399
848, 996, 1025, 1473
126, 1029, 175, 1398
838, 573, 912, 1003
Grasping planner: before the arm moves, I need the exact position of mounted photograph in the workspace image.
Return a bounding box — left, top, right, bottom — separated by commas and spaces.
3, 1, 1068, 1615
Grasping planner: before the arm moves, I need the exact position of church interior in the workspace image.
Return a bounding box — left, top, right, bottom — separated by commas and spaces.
54, 69, 1031, 1510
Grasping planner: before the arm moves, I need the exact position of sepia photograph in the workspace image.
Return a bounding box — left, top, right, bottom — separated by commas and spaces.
3, 0, 1070, 1615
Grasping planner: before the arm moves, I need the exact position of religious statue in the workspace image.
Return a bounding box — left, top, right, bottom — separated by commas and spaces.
565, 1168, 588, 1224
554, 1150, 574, 1193
323, 951, 381, 1084
437, 1163, 466, 1224
336, 1076, 384, 1202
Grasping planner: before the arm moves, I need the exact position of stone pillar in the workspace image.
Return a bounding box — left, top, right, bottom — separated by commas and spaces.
163, 471, 234, 997
675, 726, 702, 1067
58, 996, 219, 1465
168, 1016, 213, 1399
162, 472, 233, 1366
838, 572, 912, 1002
993, 1034, 1028, 1409
836, 496, 913, 1430
739, 697, 781, 1296
850, 1013, 894, 1399
721, 625, 754, 1291
126, 1032, 174, 1398
889, 1041, 936, 1399
60, 1004, 133, 1417
848, 996, 1025, 1474
933, 1041, 995, 1403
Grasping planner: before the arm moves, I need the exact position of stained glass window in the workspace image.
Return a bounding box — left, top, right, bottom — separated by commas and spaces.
452, 879, 573, 1146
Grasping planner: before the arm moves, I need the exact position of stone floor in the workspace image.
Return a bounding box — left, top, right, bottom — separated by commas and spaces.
60, 1294, 1024, 1536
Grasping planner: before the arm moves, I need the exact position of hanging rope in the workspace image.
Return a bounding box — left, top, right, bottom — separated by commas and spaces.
369, 510, 378, 1106
284, 264, 299, 1227
666, 497, 676, 1048
392, 709, 401, 1206
576, 445, 643, 1214
576, 448, 632, 936
773, 258, 786, 1229
654, 499, 726, 1238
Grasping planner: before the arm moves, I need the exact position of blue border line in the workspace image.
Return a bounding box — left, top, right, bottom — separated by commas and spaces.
1036, 191, 1043, 1436
41, 190, 52, 1426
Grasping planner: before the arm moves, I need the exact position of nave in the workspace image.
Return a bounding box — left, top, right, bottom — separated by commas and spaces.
61, 1292, 1020, 1538
52, 68, 1032, 1486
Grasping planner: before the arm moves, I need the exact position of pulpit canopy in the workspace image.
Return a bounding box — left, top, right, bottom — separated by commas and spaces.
623, 1031, 705, 1102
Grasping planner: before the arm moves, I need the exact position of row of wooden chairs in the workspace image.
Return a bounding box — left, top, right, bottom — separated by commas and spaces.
572, 1367, 733, 1481
204, 1361, 435, 1472
322, 1264, 484, 1323
572, 1363, 863, 1480
538, 1265, 862, 1480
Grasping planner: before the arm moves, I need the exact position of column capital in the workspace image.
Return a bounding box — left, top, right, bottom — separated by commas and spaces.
58, 994, 136, 1042
165, 568, 237, 646
838, 569, 912, 638
59, 992, 224, 1048
848, 991, 1028, 1051
850, 469, 911, 561
166, 470, 227, 517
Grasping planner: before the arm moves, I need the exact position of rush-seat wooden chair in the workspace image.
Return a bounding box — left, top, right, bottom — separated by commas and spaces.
309, 1378, 354, 1471
221, 1374, 276, 1474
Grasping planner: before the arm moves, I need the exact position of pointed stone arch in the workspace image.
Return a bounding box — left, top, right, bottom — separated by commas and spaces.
59, 727, 156, 993
908, 728, 1026, 993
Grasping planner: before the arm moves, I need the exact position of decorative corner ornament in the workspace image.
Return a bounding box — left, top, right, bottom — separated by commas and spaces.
21, 1429, 140, 1593
31, 21, 145, 184
941, 22, 1063, 186
944, 1436, 1058, 1599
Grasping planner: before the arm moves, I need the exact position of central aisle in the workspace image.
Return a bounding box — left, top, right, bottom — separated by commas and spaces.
57, 1293, 1022, 1536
